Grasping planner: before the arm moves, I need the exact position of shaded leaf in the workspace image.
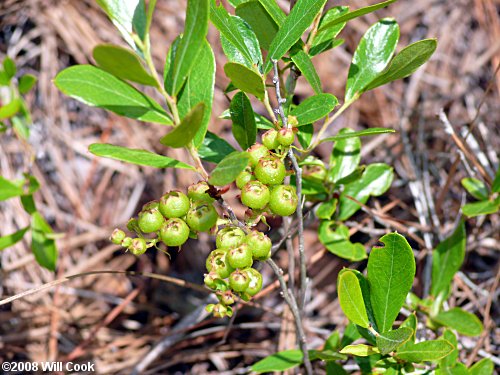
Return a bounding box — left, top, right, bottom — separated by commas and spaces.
345, 18, 399, 102
400, 314, 417, 343
492, 166, 500, 193
297, 123, 314, 149
224, 62, 266, 100
316, 199, 337, 220
433, 308, 483, 337
368, 233, 415, 332
19, 74, 37, 94
221, 15, 262, 69
376, 327, 413, 355
230, 91, 257, 149
290, 94, 338, 126
89, 143, 195, 170
93, 44, 157, 86
160, 103, 205, 148
340, 344, 380, 357
236, 1, 279, 50
55, 65, 172, 124
439, 329, 459, 369
396, 340, 454, 362
258, 0, 286, 25
290, 49, 322, 94
310, 6, 349, 56
338, 270, 370, 327
31, 212, 58, 271
0, 226, 30, 251
322, 128, 395, 143
208, 152, 250, 186
198, 132, 236, 163
328, 128, 361, 183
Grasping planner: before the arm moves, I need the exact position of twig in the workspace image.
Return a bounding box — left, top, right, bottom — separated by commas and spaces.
271, 60, 288, 128
266, 259, 313, 375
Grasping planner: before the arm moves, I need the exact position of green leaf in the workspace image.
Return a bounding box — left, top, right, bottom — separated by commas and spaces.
396, 340, 454, 362
439, 329, 459, 369
264, 0, 327, 73
318, 0, 398, 32
338, 270, 370, 327
368, 233, 415, 332
345, 18, 399, 102
0, 99, 21, 120
338, 163, 394, 221
198, 132, 236, 163
21, 194, 37, 215
322, 128, 395, 143
12, 116, 30, 140
3, 57, 16, 78
469, 358, 494, 375
462, 199, 500, 217
376, 327, 413, 355
461, 177, 489, 201
290, 94, 338, 126
310, 6, 349, 56
431, 221, 466, 298
258, 0, 286, 26
89, 143, 195, 170
0, 227, 30, 251
433, 308, 483, 337
208, 152, 250, 186
316, 199, 337, 220
297, 123, 314, 149
340, 344, 380, 357
224, 62, 266, 100
335, 166, 365, 186
0, 70, 10, 86
166, 0, 209, 95
210, 2, 257, 67
31, 212, 58, 271
228, 0, 247, 6
319, 222, 367, 261
400, 314, 417, 343
220, 15, 262, 69
230, 91, 257, 149
177, 40, 215, 148
328, 128, 361, 184
290, 49, 322, 94
18, 74, 37, 94
364, 39, 437, 91
160, 103, 205, 148
236, 1, 279, 50
251, 349, 305, 373
492, 166, 500, 193
0, 176, 24, 201
54, 65, 172, 124
92, 44, 157, 86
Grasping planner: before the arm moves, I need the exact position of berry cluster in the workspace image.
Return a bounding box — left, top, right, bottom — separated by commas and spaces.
110, 181, 219, 253
204, 227, 271, 317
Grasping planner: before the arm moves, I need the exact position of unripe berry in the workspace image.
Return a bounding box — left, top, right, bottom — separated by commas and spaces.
186, 202, 218, 232
206, 249, 228, 272
110, 229, 126, 245
277, 127, 295, 146
216, 226, 246, 250
262, 129, 279, 150
236, 169, 255, 189
206, 250, 234, 279
187, 181, 215, 202
204, 272, 219, 289
159, 191, 190, 218
254, 156, 286, 185
160, 218, 190, 247
229, 270, 250, 292
212, 303, 229, 318
121, 237, 133, 248
129, 238, 147, 255
241, 181, 270, 210
243, 268, 263, 296
247, 143, 269, 167
227, 243, 253, 269
138, 206, 164, 233
246, 231, 272, 260
269, 185, 298, 216
218, 290, 236, 305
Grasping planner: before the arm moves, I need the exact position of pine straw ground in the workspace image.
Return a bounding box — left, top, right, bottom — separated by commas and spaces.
0, 0, 499, 373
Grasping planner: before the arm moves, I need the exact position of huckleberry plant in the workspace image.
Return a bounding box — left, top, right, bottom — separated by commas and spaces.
53, 0, 491, 373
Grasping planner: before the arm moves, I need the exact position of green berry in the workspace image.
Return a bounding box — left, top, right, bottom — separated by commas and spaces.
110, 229, 126, 245
277, 127, 295, 146
121, 237, 133, 248
269, 185, 298, 216
246, 231, 272, 260
206, 249, 228, 272
212, 303, 229, 318
216, 226, 246, 250
218, 290, 236, 305
187, 181, 215, 202
160, 218, 190, 247
247, 143, 269, 167
254, 156, 286, 185
227, 243, 253, 269
243, 268, 263, 296
207, 249, 234, 279
204, 272, 218, 289
186, 202, 218, 232
138, 206, 164, 233
236, 169, 255, 189
229, 270, 250, 292
262, 129, 279, 150
129, 238, 147, 255
159, 191, 190, 218
241, 181, 270, 210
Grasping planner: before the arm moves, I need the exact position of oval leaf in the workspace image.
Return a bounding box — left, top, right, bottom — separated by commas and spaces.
461, 177, 489, 201
290, 93, 338, 126
433, 308, 483, 337
321, 128, 395, 143
235, 1, 279, 50
93, 44, 157, 86
198, 132, 236, 164
208, 152, 250, 186
230, 91, 257, 150
89, 143, 195, 170
0, 226, 30, 251
221, 15, 262, 69
319, 222, 367, 261
338, 270, 370, 327
54, 65, 172, 124
310, 6, 349, 56
0, 176, 24, 201
328, 128, 362, 184
345, 18, 400, 102
340, 344, 380, 357
396, 340, 454, 363
160, 103, 205, 148
31, 212, 58, 271
251, 349, 304, 373
469, 358, 494, 375
290, 49, 322, 94
19, 74, 37, 94
462, 199, 500, 217
224, 62, 266, 101
376, 327, 413, 355
367, 233, 416, 332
